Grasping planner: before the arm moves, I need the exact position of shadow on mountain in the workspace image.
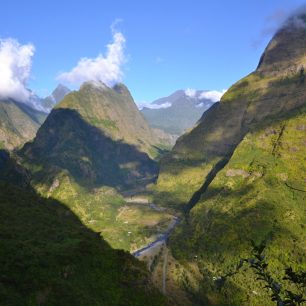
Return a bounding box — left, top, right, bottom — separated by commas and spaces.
20, 108, 158, 191
0, 150, 166, 306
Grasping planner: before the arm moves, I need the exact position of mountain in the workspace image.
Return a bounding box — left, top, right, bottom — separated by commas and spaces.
18, 81, 171, 252
141, 90, 216, 137
0, 150, 167, 306
20, 80, 160, 191
153, 13, 306, 305
42, 84, 71, 111
0, 98, 47, 150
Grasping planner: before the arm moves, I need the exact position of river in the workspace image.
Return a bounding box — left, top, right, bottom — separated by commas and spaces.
132, 216, 180, 257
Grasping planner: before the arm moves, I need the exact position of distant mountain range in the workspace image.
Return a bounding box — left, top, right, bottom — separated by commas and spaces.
141, 89, 218, 137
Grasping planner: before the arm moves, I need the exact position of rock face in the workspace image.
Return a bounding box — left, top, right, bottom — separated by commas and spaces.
21, 81, 159, 190
0, 99, 47, 150
154, 12, 306, 306
141, 89, 216, 137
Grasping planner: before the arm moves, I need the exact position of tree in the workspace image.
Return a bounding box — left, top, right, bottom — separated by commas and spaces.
240, 240, 306, 306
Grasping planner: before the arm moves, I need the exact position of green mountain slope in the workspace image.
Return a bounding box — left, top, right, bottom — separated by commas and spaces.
0, 151, 166, 306
55, 81, 161, 155
19, 82, 172, 252
0, 99, 47, 150
153, 13, 306, 306
170, 107, 306, 305
154, 14, 306, 210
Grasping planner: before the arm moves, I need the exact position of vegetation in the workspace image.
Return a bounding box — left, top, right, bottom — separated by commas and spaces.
55, 82, 162, 157
241, 241, 306, 306
166, 106, 306, 305
153, 17, 306, 305
0, 99, 47, 150
0, 174, 167, 305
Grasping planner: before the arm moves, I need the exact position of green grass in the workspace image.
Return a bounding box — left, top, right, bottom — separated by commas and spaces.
89, 117, 119, 131
32, 172, 173, 252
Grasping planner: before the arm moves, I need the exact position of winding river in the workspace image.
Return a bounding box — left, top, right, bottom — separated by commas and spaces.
132, 216, 180, 257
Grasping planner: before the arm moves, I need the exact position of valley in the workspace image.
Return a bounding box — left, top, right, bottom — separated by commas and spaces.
1, 3, 306, 306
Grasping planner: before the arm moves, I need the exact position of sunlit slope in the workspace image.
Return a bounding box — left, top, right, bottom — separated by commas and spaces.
0, 99, 46, 150
55, 82, 160, 155
169, 106, 306, 305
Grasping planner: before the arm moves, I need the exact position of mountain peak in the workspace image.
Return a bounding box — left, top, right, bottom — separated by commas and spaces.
112, 83, 130, 95
257, 12, 306, 76
52, 84, 70, 96
55, 82, 160, 156
41, 84, 71, 112
80, 80, 109, 92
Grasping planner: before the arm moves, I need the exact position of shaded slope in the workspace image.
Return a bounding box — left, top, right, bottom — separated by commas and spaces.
0, 99, 47, 150
0, 152, 166, 306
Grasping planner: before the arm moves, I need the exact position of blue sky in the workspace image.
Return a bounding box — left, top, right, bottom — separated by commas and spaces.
1, 0, 306, 103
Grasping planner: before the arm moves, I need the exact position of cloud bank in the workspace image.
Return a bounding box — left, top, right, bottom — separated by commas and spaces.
58, 26, 126, 87
0, 38, 35, 102
199, 89, 227, 102
138, 101, 172, 110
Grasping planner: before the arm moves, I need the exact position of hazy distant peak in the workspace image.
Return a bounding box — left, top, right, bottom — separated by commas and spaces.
52, 84, 70, 97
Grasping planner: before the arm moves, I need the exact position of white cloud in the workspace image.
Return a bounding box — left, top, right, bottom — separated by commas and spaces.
0, 38, 35, 102
57, 24, 126, 87
199, 89, 227, 102
195, 102, 204, 108
287, 15, 306, 29
185, 88, 196, 98
138, 101, 172, 110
